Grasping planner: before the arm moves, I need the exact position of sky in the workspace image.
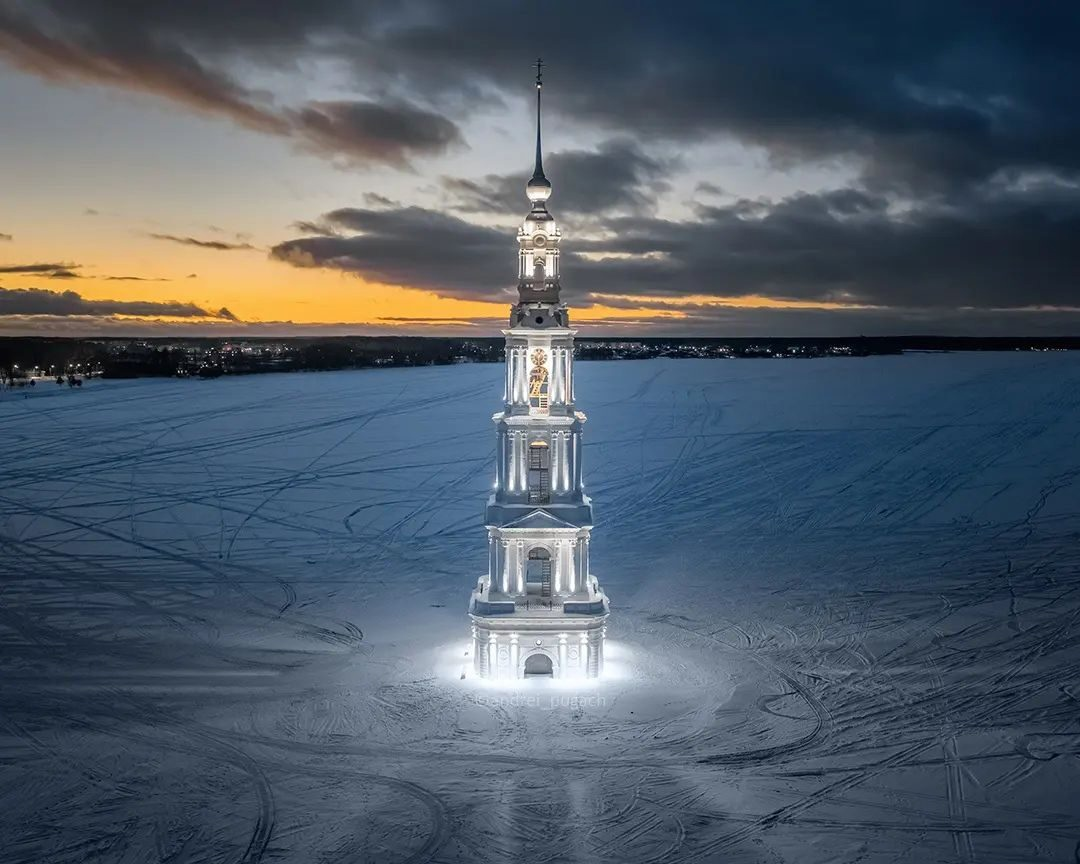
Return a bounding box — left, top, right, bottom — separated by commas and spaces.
1, 1, 1080, 337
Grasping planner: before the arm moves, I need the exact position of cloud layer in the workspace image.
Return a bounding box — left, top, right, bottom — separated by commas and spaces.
4, 1, 1080, 331
272, 179, 1080, 316
0, 2, 462, 166
148, 234, 256, 252
0, 286, 236, 320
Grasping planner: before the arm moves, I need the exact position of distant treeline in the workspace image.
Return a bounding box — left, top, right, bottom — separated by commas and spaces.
1, 335, 1078, 381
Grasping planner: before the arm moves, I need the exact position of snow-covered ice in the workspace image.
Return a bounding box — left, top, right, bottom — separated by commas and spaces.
2, 353, 1080, 862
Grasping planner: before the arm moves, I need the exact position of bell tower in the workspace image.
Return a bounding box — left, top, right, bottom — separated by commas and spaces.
469, 61, 609, 680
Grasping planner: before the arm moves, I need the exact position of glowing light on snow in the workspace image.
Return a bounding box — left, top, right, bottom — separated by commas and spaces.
445, 637, 633, 689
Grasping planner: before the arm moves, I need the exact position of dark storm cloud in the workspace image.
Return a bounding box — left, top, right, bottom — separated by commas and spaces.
6, 1, 1079, 189
0, 285, 236, 319
274, 180, 1080, 312
148, 233, 256, 251
270, 207, 512, 301
0, 2, 461, 165
0, 3, 288, 134
412, 3, 1080, 196
443, 140, 673, 216
288, 100, 462, 166
6, 1, 1080, 322
568, 186, 1080, 310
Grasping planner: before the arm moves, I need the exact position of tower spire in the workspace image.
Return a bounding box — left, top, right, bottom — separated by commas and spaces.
526, 59, 552, 205
533, 58, 545, 181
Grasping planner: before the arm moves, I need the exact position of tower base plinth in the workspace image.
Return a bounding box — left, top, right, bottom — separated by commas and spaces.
469, 600, 607, 680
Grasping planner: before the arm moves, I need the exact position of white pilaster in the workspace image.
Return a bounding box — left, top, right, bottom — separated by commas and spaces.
516, 540, 525, 594
553, 540, 562, 594
553, 432, 560, 492
552, 348, 563, 404
517, 348, 528, 403
510, 431, 518, 491
501, 539, 510, 593
561, 432, 570, 491
574, 431, 583, 489
569, 538, 578, 593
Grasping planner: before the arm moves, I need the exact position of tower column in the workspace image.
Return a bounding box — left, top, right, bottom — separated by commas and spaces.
553, 349, 562, 404
550, 430, 560, 495
574, 431, 583, 490
507, 348, 515, 405
553, 539, 562, 593
516, 540, 525, 594
560, 349, 569, 404
509, 431, 517, 492
501, 539, 511, 593
497, 429, 506, 490
516, 348, 527, 403
561, 432, 570, 492
565, 540, 574, 596
553, 349, 563, 404
569, 538, 578, 593
519, 431, 528, 492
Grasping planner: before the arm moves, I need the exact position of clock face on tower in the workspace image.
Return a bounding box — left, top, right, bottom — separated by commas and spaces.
533, 233, 547, 248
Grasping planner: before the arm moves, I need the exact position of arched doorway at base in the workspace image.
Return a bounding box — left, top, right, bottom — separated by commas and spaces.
523, 652, 554, 677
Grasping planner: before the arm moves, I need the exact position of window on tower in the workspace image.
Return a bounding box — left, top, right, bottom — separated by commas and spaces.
528, 441, 550, 504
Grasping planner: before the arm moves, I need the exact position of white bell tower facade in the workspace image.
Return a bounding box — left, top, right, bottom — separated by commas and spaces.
469, 61, 609, 680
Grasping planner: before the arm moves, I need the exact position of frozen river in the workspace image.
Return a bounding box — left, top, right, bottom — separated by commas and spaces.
2, 353, 1080, 862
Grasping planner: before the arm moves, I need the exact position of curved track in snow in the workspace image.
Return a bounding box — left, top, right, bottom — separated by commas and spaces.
3, 356, 1080, 862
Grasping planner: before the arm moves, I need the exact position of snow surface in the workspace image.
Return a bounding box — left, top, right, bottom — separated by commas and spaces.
2, 353, 1080, 863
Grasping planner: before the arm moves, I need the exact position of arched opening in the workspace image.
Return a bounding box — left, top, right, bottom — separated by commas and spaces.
523, 652, 554, 677
526, 547, 552, 597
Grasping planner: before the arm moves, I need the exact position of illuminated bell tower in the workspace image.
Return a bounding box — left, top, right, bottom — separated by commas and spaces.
469, 61, 609, 680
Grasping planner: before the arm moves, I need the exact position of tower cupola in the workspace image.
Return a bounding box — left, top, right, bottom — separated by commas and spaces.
513, 58, 566, 326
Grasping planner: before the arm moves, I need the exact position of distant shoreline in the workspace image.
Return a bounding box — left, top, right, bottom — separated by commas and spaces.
2, 335, 1078, 383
